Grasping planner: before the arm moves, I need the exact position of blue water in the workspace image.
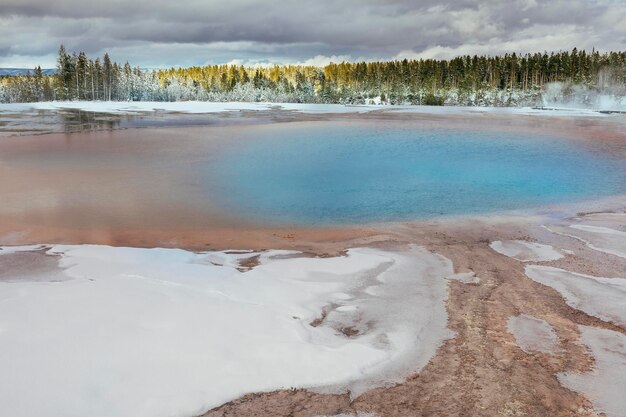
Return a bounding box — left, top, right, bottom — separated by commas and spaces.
208, 123, 625, 225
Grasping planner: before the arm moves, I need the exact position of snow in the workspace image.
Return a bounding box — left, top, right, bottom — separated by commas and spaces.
558, 326, 626, 417
389, 105, 608, 117
0, 244, 48, 255
490, 240, 564, 262
445, 271, 480, 284
0, 244, 453, 417
567, 225, 626, 260
525, 265, 626, 326
507, 314, 558, 354
0, 101, 272, 114
0, 101, 614, 117
269, 102, 388, 113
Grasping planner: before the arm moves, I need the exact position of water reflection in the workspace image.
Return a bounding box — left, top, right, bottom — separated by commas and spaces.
0, 107, 314, 137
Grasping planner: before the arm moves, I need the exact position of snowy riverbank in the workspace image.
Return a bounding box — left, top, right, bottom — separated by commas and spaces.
0, 100, 615, 117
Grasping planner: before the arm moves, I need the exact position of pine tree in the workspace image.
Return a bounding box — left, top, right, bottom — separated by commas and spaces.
103, 53, 112, 101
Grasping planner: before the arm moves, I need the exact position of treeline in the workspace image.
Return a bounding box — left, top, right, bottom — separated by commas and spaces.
1, 46, 625, 106
0, 46, 160, 102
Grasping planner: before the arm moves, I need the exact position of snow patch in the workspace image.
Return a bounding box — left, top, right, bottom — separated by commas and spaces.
0, 101, 613, 117
0, 101, 271, 114
490, 240, 564, 262
568, 224, 626, 260
0, 244, 48, 255
525, 265, 626, 326
558, 326, 626, 417
446, 271, 480, 284
0, 244, 452, 417
507, 314, 558, 354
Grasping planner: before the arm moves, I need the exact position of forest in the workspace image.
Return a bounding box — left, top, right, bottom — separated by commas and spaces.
1, 45, 625, 107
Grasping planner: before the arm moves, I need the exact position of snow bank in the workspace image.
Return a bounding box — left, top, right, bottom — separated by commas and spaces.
567, 225, 626, 260
490, 240, 564, 262
268, 102, 388, 113
0, 100, 613, 116
0, 244, 452, 417
389, 105, 607, 117
507, 314, 558, 354
0, 101, 271, 114
558, 326, 626, 417
525, 265, 626, 326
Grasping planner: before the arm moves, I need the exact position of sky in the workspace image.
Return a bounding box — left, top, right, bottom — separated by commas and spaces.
1, 0, 625, 69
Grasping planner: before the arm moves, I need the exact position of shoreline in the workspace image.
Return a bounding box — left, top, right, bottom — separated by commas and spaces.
2, 193, 625, 254
2, 101, 626, 139
1, 106, 626, 417
1, 110, 625, 253
2, 201, 625, 417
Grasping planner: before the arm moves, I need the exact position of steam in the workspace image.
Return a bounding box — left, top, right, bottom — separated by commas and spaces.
542, 68, 626, 111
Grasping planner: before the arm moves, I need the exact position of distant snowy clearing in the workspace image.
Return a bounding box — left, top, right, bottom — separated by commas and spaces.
0, 244, 452, 417
0, 100, 612, 117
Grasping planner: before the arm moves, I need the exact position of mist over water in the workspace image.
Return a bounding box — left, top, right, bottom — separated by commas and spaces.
542, 81, 626, 111
210, 123, 626, 225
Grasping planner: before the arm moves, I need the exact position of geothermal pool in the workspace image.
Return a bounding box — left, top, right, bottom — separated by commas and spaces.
2, 109, 626, 417
209, 122, 626, 224
0, 118, 625, 240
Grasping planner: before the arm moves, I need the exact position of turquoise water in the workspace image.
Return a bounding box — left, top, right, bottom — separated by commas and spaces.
208, 123, 625, 225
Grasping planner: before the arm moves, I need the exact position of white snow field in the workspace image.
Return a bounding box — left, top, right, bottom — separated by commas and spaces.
558, 326, 626, 417
0, 244, 453, 417
507, 314, 558, 354
489, 240, 565, 262
566, 224, 626, 260
0, 101, 612, 116
525, 265, 626, 326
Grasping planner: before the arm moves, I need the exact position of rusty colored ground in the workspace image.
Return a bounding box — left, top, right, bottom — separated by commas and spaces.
201, 214, 626, 417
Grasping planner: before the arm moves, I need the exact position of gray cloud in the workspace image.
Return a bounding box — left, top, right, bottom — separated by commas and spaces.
0, 0, 624, 68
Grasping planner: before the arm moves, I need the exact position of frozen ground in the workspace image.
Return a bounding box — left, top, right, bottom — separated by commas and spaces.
507, 314, 558, 354
0, 101, 614, 117
490, 240, 565, 262
0, 244, 452, 417
525, 265, 626, 327
558, 326, 626, 417
566, 225, 626, 260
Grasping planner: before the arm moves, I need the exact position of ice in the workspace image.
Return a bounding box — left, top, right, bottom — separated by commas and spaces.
525, 265, 626, 326
0, 244, 452, 417
507, 314, 558, 354
490, 240, 564, 262
558, 326, 626, 417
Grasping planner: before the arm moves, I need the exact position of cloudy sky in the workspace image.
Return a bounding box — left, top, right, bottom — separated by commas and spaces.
1, 0, 625, 68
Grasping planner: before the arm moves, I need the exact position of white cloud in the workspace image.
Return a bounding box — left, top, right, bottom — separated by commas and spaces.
297, 54, 353, 66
